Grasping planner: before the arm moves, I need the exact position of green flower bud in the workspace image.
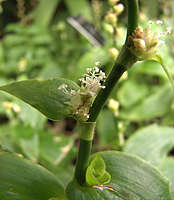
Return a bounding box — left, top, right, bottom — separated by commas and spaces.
113, 3, 124, 15
105, 11, 117, 26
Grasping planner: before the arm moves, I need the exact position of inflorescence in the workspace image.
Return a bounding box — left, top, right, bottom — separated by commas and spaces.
129, 20, 172, 60
58, 63, 106, 121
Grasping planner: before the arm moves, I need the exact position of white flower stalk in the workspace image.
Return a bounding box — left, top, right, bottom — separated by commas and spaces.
129, 20, 172, 60
58, 64, 106, 121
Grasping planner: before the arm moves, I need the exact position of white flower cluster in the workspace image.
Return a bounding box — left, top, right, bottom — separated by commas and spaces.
58, 63, 106, 121
129, 20, 172, 60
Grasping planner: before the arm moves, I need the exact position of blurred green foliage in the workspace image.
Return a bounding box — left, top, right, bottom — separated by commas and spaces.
0, 0, 174, 197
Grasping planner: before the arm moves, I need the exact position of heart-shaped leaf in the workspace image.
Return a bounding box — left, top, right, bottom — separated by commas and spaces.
0, 152, 66, 200
0, 79, 80, 120
86, 155, 111, 186
66, 151, 172, 200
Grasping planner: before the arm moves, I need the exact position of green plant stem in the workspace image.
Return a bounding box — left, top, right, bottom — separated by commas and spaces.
74, 122, 96, 185
88, 46, 137, 122
126, 0, 139, 43
75, 0, 139, 185
75, 139, 92, 185
88, 0, 139, 122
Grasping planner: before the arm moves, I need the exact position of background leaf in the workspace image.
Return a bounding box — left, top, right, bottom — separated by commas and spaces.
97, 109, 117, 145
39, 129, 75, 167
65, 0, 92, 21
118, 80, 148, 108
120, 84, 173, 121
123, 124, 174, 166
159, 158, 174, 198
0, 152, 66, 200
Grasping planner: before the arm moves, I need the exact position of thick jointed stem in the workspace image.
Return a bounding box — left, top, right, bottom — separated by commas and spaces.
75, 0, 139, 185
88, 0, 139, 122
75, 139, 92, 185
74, 122, 96, 185
126, 0, 139, 43
88, 46, 137, 122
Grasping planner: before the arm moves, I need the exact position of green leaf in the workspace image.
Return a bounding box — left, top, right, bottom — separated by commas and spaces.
17, 100, 46, 130
10, 124, 75, 166
39, 130, 75, 167
132, 60, 168, 77
120, 84, 173, 121
34, 0, 61, 27
162, 107, 174, 126
152, 55, 174, 89
12, 125, 39, 162
86, 155, 111, 186
0, 78, 80, 120
118, 80, 148, 108
66, 151, 172, 200
0, 152, 65, 200
65, 0, 92, 21
97, 109, 117, 145
76, 47, 109, 79
159, 158, 174, 198
124, 124, 174, 166
66, 179, 119, 200
0, 125, 16, 153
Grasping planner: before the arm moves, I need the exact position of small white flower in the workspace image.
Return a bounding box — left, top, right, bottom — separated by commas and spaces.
58, 66, 106, 121
95, 61, 100, 66
58, 84, 69, 94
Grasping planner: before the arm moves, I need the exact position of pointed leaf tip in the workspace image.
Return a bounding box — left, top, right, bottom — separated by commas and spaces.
0, 78, 80, 120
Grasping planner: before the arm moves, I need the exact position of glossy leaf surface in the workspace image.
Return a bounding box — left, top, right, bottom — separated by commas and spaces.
0, 152, 66, 200
66, 151, 171, 200
0, 79, 79, 120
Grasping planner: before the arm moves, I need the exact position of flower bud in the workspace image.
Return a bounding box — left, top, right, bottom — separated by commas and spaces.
132, 38, 146, 51
109, 48, 119, 59
18, 58, 27, 71
129, 27, 159, 60
108, 99, 119, 116
105, 11, 117, 26
108, 99, 119, 111
113, 3, 124, 15
3, 101, 13, 110
104, 23, 114, 35
12, 104, 21, 113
